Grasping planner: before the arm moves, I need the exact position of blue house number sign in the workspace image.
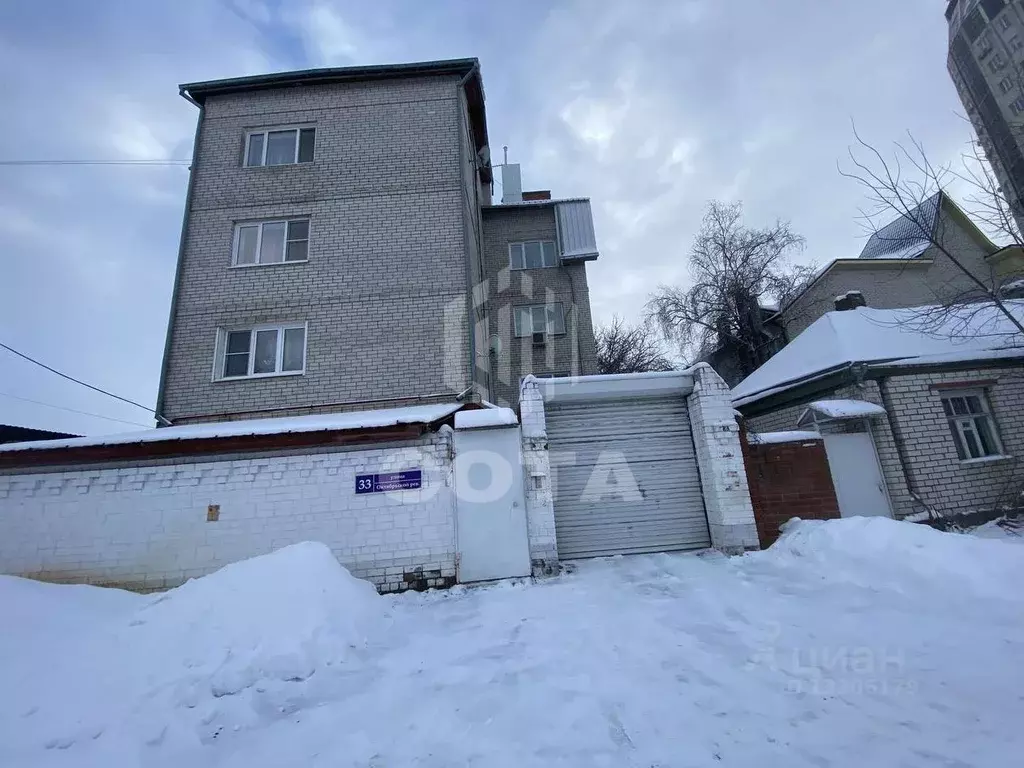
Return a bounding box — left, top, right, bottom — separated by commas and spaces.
355, 469, 422, 494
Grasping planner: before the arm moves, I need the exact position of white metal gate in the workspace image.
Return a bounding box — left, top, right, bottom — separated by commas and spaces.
546, 396, 710, 558
454, 422, 532, 582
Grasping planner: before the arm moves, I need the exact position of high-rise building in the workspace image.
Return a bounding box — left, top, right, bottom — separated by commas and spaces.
946, 1, 1024, 228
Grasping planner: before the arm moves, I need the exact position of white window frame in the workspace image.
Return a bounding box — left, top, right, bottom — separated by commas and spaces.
990, 52, 1008, 72
243, 125, 315, 167
231, 218, 310, 266
1000, 13, 1013, 31
509, 240, 559, 270
214, 322, 308, 381
512, 303, 566, 337
938, 388, 1005, 461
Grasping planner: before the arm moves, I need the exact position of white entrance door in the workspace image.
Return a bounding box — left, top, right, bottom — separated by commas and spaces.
454, 425, 531, 583
822, 432, 891, 518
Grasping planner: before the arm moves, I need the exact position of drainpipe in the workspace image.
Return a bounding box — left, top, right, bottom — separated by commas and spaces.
455, 66, 482, 401
154, 96, 204, 426
876, 375, 935, 517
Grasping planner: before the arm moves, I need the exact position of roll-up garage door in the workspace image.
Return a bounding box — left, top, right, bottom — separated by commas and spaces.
546, 396, 710, 558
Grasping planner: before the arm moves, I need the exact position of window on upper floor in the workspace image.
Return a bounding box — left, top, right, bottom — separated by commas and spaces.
1010, 34, 1024, 50
510, 241, 558, 270
233, 219, 309, 265
989, 52, 1008, 72
244, 126, 315, 167
965, 8, 988, 42
999, 74, 1015, 92
513, 304, 566, 337
939, 389, 1004, 460
982, 0, 1008, 21
1010, 94, 1024, 113
217, 323, 307, 379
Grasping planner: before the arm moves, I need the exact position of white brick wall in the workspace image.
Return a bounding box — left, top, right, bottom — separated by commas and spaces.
0, 433, 458, 593
687, 364, 759, 551
518, 379, 558, 571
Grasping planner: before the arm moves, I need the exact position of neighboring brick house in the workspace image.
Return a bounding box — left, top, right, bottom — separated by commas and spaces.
156, 59, 601, 424
480, 177, 600, 406
782, 192, 1024, 339
733, 299, 1024, 521
709, 193, 1024, 387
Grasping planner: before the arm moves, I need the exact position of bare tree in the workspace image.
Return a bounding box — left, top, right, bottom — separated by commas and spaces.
839, 125, 1024, 341
649, 200, 813, 374
595, 316, 674, 374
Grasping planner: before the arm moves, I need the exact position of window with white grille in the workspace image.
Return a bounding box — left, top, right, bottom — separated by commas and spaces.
939, 389, 1003, 460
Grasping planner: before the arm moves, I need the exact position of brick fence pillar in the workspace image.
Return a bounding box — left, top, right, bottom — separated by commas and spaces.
686, 363, 759, 552
518, 377, 558, 574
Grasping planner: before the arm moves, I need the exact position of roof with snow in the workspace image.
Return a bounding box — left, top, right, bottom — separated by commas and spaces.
0, 403, 468, 467
798, 400, 886, 426
857, 192, 941, 260
732, 301, 1024, 407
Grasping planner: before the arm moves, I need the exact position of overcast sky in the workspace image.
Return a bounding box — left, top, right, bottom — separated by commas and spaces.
0, 0, 975, 435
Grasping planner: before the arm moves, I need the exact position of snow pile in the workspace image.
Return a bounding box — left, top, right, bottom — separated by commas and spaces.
0, 542, 383, 760
971, 515, 1024, 543
763, 517, 1024, 598
748, 430, 820, 445
807, 399, 885, 419
454, 407, 518, 429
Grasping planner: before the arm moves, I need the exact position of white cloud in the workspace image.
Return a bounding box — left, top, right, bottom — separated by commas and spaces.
291, 1, 364, 64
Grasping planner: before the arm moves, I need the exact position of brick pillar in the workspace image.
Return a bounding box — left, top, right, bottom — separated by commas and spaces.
518, 377, 558, 573
687, 364, 759, 552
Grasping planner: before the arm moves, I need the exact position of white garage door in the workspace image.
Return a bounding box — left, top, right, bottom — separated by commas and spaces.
546, 396, 710, 559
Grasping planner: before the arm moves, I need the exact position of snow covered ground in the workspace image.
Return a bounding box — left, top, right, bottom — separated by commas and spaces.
2, 519, 1023, 767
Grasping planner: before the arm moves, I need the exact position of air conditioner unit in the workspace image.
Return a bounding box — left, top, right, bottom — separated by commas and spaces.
532, 331, 546, 347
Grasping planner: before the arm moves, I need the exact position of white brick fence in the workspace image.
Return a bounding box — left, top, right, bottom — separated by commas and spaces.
0, 367, 757, 592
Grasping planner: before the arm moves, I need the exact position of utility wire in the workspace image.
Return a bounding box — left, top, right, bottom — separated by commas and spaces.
0, 391, 152, 429
0, 159, 191, 166
0, 341, 170, 425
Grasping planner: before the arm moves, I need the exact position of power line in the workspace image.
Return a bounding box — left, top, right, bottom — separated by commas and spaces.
0, 159, 191, 166
0, 391, 152, 429
0, 341, 170, 425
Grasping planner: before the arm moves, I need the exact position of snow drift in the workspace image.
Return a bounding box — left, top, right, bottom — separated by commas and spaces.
762, 516, 1024, 599
0, 541, 383, 759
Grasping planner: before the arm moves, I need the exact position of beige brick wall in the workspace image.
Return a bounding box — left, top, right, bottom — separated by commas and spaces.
160, 76, 476, 423
881, 365, 1024, 517
481, 206, 599, 406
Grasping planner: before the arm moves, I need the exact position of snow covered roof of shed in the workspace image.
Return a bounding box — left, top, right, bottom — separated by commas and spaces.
732, 301, 1024, 407
0, 404, 465, 463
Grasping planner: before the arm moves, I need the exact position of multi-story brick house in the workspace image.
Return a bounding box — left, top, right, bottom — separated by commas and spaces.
156, 59, 600, 424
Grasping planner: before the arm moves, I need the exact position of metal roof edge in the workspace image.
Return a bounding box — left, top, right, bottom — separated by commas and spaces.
180, 58, 481, 103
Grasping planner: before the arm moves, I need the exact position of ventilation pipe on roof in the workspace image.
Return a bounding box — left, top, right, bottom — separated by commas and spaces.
834, 291, 867, 311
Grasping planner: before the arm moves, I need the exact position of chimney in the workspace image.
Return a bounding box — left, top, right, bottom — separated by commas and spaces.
501, 163, 522, 203
522, 190, 551, 201
834, 291, 867, 312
